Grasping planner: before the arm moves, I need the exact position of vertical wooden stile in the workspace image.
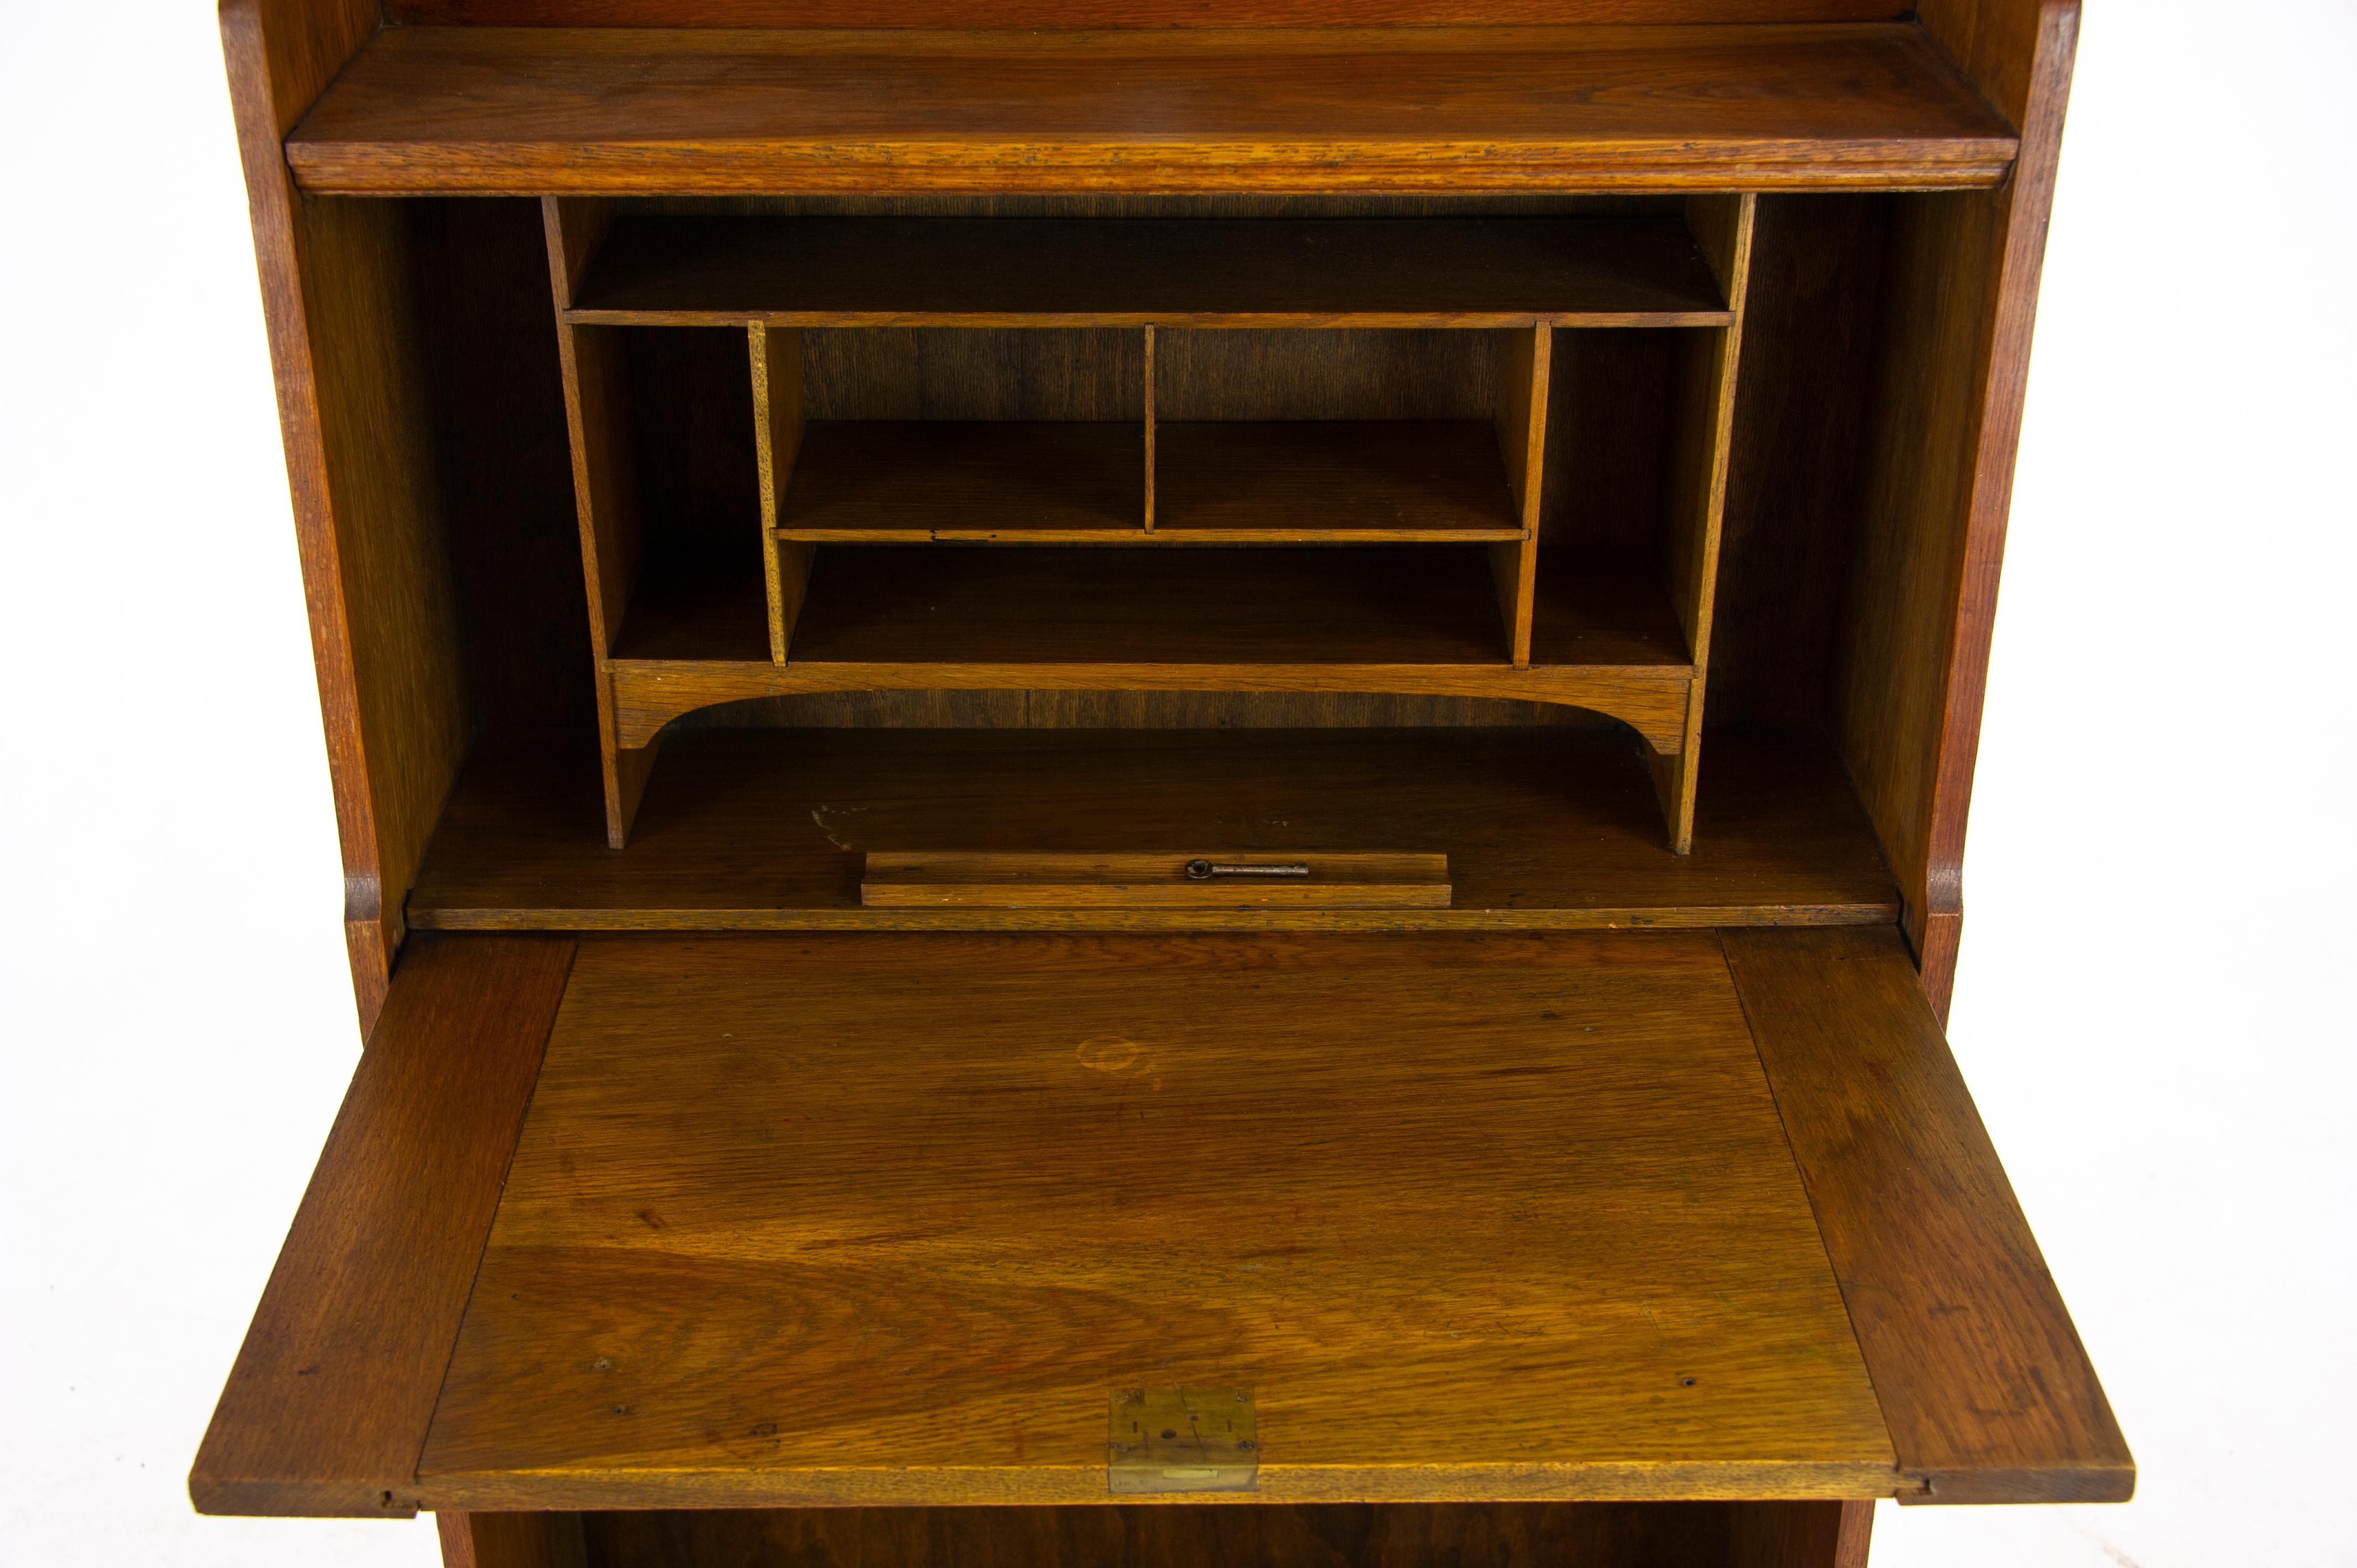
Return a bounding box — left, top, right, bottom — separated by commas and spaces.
541, 197, 656, 850
1141, 324, 1157, 533
749, 323, 812, 663
1651, 193, 1757, 855
1490, 323, 1550, 667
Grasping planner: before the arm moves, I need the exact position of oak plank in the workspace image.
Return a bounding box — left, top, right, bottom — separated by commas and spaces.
1721, 925, 2134, 1504
283, 25, 2018, 195
191, 936, 579, 1518
416, 931, 1893, 1507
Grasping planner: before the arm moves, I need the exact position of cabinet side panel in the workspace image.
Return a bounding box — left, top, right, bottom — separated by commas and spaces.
1831, 0, 2077, 1015
222, 0, 466, 1034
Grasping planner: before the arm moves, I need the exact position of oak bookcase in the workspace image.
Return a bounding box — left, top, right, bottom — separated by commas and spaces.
194, 3, 2130, 1565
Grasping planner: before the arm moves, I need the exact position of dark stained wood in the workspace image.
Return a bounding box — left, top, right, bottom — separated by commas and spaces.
1831, 1, 2078, 1015
1722, 926, 2134, 1504
415, 931, 1893, 1508
783, 546, 1522, 666
220, 0, 471, 1032
774, 422, 1145, 541
283, 25, 2020, 196
1705, 194, 1888, 731
1728, 1500, 1872, 1566
439, 1512, 589, 1568
191, 937, 579, 1518
576, 1501, 1752, 1567
390, 0, 1912, 25
809, 326, 1145, 421
1154, 422, 1524, 541
567, 216, 1732, 327
1155, 327, 1497, 422
403, 728, 1900, 932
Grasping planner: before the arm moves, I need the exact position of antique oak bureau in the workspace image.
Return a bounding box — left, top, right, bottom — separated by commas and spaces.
192, 0, 2129, 1563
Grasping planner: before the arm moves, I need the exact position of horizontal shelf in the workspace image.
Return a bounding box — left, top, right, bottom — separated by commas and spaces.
575, 217, 1732, 327
406, 728, 1896, 932
609, 548, 1694, 747
775, 422, 1144, 542
770, 421, 1524, 543
284, 25, 2019, 195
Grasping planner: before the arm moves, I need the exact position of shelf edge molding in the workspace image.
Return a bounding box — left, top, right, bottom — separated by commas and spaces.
1723, 925, 2135, 1506
189, 935, 580, 1519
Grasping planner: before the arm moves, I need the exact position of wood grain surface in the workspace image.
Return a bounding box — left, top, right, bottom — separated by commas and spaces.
414, 930, 1894, 1508
404, 727, 1900, 932
191, 936, 578, 1517
220, 0, 469, 1030
566, 216, 1732, 327
283, 25, 2018, 195
1723, 925, 2133, 1504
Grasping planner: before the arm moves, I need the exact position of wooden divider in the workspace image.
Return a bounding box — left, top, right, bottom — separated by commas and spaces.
542, 197, 657, 849
1492, 323, 1551, 666
1648, 193, 1757, 853
749, 323, 813, 663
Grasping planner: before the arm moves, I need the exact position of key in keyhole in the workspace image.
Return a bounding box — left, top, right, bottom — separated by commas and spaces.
1185, 859, 1311, 880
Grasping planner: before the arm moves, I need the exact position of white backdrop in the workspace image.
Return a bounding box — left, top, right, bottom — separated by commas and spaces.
2, 3, 2350, 1564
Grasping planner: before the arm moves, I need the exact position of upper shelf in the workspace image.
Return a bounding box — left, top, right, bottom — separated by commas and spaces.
573, 216, 1730, 327
284, 24, 2019, 195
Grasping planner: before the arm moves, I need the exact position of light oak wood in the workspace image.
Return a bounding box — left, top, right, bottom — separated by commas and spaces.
1723, 926, 2134, 1504
861, 851, 1451, 907
414, 931, 1894, 1508
405, 729, 1900, 933
282, 25, 2020, 195
191, 936, 578, 1517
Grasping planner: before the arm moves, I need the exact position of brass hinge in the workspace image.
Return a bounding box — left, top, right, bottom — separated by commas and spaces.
1108, 1389, 1259, 1495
